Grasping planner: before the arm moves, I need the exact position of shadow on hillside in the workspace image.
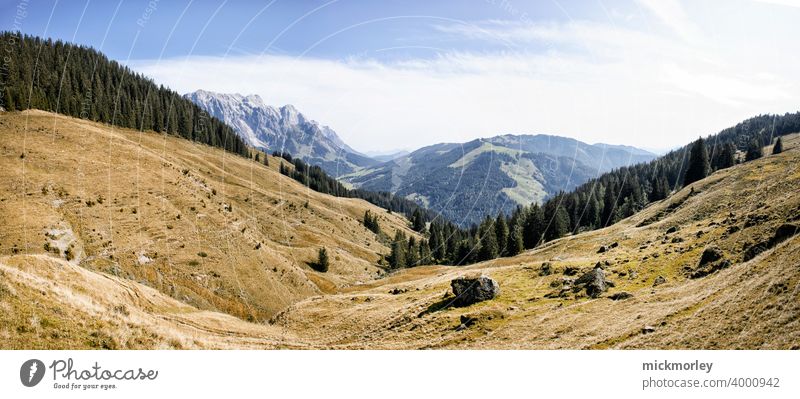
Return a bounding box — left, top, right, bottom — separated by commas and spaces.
418, 295, 456, 318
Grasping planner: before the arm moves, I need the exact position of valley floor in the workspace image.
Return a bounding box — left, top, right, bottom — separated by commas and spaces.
1, 112, 799, 349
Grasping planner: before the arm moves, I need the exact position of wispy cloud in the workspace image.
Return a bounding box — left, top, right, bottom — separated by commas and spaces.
752, 0, 800, 8
131, 1, 800, 153
636, 0, 700, 41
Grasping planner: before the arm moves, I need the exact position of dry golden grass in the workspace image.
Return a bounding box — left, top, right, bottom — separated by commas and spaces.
1, 110, 798, 349
0, 111, 418, 323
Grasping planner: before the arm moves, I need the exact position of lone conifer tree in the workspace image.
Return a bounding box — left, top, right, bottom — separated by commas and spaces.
772, 137, 784, 155
745, 138, 763, 161
313, 247, 329, 272
683, 138, 710, 186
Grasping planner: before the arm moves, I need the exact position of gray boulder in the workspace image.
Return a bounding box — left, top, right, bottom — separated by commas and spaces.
574, 267, 608, 298
451, 275, 500, 307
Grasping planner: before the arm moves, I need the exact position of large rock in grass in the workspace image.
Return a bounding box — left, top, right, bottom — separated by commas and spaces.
690, 246, 730, 278
451, 275, 500, 307
574, 267, 608, 298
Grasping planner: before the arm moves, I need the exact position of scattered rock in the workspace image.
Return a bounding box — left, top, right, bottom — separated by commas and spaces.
609, 292, 633, 300
450, 275, 500, 307
742, 243, 765, 261
653, 276, 667, 286
550, 277, 571, 288
770, 224, 799, 247
666, 226, 678, 234
563, 266, 579, 276
389, 287, 408, 295
137, 253, 153, 265
768, 282, 788, 295
741, 224, 799, 262
689, 247, 730, 278
699, 246, 723, 266
597, 245, 607, 253
671, 236, 684, 243
455, 309, 506, 331
744, 213, 769, 228
609, 242, 619, 248
642, 325, 657, 334
539, 262, 552, 276
726, 225, 741, 234
456, 314, 477, 330
594, 261, 604, 269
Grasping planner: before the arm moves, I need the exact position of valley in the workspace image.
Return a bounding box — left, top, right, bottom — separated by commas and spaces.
1, 111, 797, 349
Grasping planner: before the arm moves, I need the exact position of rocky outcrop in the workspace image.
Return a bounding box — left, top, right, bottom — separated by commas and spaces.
451, 275, 500, 307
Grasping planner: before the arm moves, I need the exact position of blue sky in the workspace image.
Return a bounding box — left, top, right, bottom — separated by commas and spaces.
3, 0, 800, 152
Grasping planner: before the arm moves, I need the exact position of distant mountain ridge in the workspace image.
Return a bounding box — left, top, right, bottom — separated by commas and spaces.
342, 134, 656, 226
186, 90, 377, 176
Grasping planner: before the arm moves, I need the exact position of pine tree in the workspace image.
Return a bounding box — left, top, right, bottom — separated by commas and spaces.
411, 208, 426, 232
683, 137, 710, 186
602, 182, 617, 226
418, 239, 432, 265
494, 214, 509, 256
313, 247, 329, 272
745, 138, 763, 161
363, 210, 380, 235
772, 137, 783, 155
406, 236, 420, 267
543, 197, 570, 241
712, 142, 736, 170
523, 204, 543, 249
477, 216, 499, 261
388, 231, 407, 269
506, 221, 524, 257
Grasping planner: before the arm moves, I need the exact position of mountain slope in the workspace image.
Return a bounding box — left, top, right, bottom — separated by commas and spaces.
186, 90, 377, 176
275, 133, 800, 348
342, 135, 655, 226
3, 117, 796, 349
0, 110, 418, 322
1, 33, 249, 157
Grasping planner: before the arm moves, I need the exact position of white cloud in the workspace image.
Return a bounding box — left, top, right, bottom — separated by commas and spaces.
636, 0, 700, 42
752, 0, 800, 8
130, 7, 800, 153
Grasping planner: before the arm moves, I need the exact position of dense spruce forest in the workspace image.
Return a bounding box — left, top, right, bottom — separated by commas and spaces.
274, 151, 439, 221
281, 113, 799, 269
0, 32, 248, 156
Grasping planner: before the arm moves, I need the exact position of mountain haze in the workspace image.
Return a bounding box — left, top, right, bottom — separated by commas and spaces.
342, 134, 656, 226
186, 90, 377, 176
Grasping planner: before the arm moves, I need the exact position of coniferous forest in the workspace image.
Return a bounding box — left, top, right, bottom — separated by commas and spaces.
280, 114, 800, 269
0, 32, 248, 156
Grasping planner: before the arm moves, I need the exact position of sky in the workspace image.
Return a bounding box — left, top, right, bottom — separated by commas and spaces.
2, 0, 800, 153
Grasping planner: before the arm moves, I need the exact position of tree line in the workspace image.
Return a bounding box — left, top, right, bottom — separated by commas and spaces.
381, 112, 798, 269
273, 151, 438, 221
0, 32, 248, 156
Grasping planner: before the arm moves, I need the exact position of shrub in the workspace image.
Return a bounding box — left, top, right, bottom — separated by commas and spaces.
311, 247, 329, 272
